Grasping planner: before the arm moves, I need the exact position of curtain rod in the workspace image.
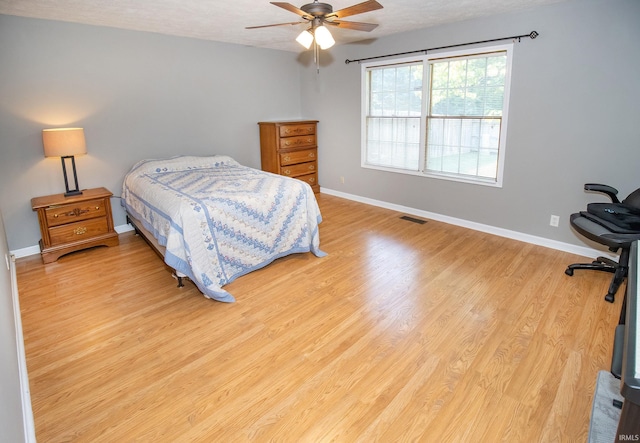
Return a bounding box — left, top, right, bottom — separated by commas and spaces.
344, 30, 539, 65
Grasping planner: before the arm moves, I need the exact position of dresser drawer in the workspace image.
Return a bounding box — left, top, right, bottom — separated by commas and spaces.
280, 148, 317, 166
279, 123, 316, 138
295, 172, 318, 188
49, 217, 109, 246
45, 198, 107, 227
280, 161, 317, 178
279, 135, 316, 150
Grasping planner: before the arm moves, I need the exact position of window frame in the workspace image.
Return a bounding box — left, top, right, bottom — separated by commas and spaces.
361, 43, 513, 188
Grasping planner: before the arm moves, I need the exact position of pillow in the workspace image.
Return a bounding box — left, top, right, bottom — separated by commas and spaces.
128, 155, 240, 176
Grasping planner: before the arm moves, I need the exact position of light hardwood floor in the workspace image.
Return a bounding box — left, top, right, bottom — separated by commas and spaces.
17, 194, 622, 442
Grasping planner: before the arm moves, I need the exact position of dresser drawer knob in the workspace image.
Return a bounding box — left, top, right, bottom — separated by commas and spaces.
74, 227, 87, 235
283, 156, 291, 161
309, 165, 315, 170
309, 177, 315, 183
284, 169, 291, 175
54, 214, 59, 218
309, 152, 315, 158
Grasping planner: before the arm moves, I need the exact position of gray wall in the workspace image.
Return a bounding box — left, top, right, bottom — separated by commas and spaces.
0, 210, 30, 442
303, 0, 640, 247
0, 15, 305, 250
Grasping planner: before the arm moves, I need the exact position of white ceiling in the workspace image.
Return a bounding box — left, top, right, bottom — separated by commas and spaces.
0, 0, 565, 52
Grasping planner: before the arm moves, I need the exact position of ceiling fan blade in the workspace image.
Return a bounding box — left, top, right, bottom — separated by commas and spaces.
328, 0, 383, 19
270, 2, 313, 18
325, 20, 378, 32
246, 21, 306, 29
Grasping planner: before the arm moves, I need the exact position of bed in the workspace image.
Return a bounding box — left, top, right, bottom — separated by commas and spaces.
121, 155, 325, 302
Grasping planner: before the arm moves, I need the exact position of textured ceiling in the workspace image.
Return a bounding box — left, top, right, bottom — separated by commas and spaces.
0, 0, 565, 52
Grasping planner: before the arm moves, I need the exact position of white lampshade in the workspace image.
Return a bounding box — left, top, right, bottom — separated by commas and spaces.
42, 128, 87, 158
314, 25, 335, 50
296, 29, 314, 49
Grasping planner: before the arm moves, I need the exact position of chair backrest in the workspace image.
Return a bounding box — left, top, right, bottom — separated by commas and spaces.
623, 188, 640, 209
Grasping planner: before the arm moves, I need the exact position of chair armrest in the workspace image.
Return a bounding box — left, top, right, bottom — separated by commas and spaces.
584, 183, 620, 203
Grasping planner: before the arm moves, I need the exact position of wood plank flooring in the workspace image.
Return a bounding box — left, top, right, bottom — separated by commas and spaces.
17, 194, 623, 442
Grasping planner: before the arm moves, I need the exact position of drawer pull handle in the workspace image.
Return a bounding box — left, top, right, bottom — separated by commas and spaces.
309, 177, 315, 183
309, 165, 315, 170
74, 227, 87, 235
284, 169, 291, 175
52, 206, 97, 218
63, 208, 89, 218
309, 152, 315, 158
283, 156, 291, 161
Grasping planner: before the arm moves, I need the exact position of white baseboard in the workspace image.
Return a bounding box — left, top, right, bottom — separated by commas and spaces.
11, 223, 135, 259
115, 223, 135, 234
10, 255, 36, 442
11, 245, 40, 259
320, 187, 607, 260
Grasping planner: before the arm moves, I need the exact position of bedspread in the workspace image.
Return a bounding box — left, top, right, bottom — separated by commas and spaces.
122, 155, 325, 302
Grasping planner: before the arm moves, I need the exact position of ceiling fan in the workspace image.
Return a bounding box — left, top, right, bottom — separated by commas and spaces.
247, 0, 383, 53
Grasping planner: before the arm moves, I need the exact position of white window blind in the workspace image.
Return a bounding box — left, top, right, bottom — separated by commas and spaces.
361, 44, 513, 187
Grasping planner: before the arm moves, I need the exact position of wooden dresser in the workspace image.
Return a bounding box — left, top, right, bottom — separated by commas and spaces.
31, 187, 119, 263
258, 120, 319, 193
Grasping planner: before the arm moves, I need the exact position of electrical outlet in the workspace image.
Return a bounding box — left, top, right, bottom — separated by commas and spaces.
340, 176, 345, 184
550, 215, 560, 227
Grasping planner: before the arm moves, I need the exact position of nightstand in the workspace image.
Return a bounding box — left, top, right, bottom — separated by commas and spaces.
31, 187, 119, 263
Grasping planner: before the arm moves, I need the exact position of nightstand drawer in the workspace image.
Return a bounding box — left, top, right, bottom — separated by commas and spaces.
280, 148, 317, 166
45, 198, 107, 227
280, 161, 317, 177
49, 217, 109, 246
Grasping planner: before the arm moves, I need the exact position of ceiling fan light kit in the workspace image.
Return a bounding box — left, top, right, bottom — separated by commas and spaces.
296, 29, 314, 49
313, 25, 335, 49
247, 0, 383, 71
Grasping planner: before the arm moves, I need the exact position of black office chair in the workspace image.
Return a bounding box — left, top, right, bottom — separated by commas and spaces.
565, 183, 640, 303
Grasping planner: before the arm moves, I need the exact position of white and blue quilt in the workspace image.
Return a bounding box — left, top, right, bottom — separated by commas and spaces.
122, 155, 325, 302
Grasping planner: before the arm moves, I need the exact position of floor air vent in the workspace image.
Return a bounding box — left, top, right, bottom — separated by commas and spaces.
400, 215, 427, 224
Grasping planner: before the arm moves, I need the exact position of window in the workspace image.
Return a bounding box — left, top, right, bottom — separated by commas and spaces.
361, 44, 513, 187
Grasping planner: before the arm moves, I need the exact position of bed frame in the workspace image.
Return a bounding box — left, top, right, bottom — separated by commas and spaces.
126, 211, 187, 288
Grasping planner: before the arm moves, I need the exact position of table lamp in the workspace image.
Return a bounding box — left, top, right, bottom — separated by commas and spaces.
42, 128, 87, 197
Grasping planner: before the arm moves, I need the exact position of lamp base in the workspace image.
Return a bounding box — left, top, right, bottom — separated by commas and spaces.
61, 155, 82, 198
